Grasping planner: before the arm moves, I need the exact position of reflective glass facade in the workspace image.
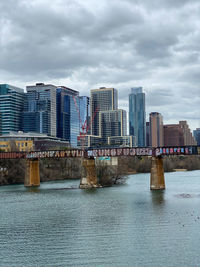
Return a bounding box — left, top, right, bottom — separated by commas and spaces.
194, 128, 200, 146
91, 88, 118, 136
0, 84, 24, 135
100, 109, 127, 143
79, 96, 90, 134
56, 87, 87, 147
23, 84, 57, 136
56, 87, 78, 143
129, 87, 146, 147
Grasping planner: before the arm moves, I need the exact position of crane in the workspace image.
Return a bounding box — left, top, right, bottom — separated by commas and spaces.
72, 95, 99, 154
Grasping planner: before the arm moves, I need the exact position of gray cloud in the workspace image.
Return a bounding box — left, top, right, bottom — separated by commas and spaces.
0, 0, 200, 130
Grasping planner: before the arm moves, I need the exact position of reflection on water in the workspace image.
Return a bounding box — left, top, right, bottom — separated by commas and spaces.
0, 171, 200, 266
151, 190, 165, 206
25, 186, 41, 194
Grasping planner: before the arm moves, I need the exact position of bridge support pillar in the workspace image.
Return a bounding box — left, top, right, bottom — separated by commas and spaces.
150, 156, 165, 190
24, 159, 40, 187
80, 157, 100, 189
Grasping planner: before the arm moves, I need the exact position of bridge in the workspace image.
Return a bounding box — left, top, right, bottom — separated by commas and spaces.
0, 146, 199, 190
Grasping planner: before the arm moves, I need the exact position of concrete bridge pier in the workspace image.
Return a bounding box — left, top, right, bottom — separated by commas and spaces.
24, 158, 40, 187
150, 156, 165, 190
80, 157, 101, 189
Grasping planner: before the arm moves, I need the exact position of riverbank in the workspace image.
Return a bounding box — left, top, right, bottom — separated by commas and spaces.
0, 155, 199, 186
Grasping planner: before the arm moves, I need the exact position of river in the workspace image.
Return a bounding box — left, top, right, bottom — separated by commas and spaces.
0, 170, 200, 266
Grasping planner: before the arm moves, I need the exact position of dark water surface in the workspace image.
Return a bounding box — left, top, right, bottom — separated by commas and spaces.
0, 171, 200, 267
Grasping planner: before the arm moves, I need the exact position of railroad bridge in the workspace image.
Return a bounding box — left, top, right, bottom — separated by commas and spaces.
0, 146, 199, 190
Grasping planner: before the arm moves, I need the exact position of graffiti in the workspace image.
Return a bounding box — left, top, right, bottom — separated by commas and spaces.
155, 147, 195, 156
0, 146, 199, 159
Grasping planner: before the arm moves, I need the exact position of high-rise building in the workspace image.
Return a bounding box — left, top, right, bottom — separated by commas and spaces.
0, 84, 24, 135
146, 122, 150, 147
129, 87, 146, 147
56, 87, 90, 147
90, 87, 118, 136
99, 109, 127, 143
23, 83, 57, 136
56, 86, 79, 144
164, 121, 196, 146
149, 112, 164, 147
193, 128, 200, 146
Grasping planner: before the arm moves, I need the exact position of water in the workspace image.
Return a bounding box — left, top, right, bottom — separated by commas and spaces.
0, 171, 200, 267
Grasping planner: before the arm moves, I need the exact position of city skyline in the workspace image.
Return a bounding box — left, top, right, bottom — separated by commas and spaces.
0, 0, 200, 130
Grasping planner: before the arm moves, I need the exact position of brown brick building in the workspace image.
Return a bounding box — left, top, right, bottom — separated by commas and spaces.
164, 121, 196, 146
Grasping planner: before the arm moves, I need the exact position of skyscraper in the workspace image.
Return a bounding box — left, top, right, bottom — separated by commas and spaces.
56, 86, 79, 142
0, 84, 24, 135
56, 87, 90, 147
90, 87, 118, 136
129, 87, 146, 147
149, 112, 164, 147
23, 83, 57, 136
100, 109, 127, 143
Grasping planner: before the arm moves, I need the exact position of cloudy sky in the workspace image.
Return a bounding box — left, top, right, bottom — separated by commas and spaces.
0, 0, 200, 130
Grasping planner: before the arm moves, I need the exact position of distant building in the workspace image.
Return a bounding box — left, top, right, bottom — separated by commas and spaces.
108, 135, 136, 147
164, 121, 196, 146
56, 86, 79, 146
100, 109, 127, 143
23, 83, 57, 136
0, 131, 70, 152
149, 112, 164, 147
90, 87, 118, 136
129, 87, 146, 147
146, 122, 150, 147
0, 84, 24, 135
77, 135, 103, 148
79, 96, 90, 135
193, 128, 200, 146
56, 87, 90, 147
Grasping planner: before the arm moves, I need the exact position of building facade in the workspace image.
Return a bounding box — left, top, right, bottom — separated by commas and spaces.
149, 112, 164, 147
108, 135, 136, 147
90, 87, 118, 136
56, 87, 89, 147
99, 109, 127, 143
129, 87, 146, 147
0, 84, 24, 135
193, 128, 200, 146
164, 121, 196, 146
23, 83, 57, 136
146, 122, 150, 147
79, 96, 90, 135
0, 131, 69, 152
56, 86, 79, 145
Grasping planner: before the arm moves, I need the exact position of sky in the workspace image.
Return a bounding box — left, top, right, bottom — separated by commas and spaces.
0, 0, 200, 130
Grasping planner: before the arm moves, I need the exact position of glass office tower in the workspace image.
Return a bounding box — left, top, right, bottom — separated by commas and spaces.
100, 109, 127, 143
23, 83, 57, 136
90, 87, 118, 136
0, 84, 24, 135
79, 96, 90, 134
129, 87, 146, 147
56, 87, 89, 147
56, 86, 79, 143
